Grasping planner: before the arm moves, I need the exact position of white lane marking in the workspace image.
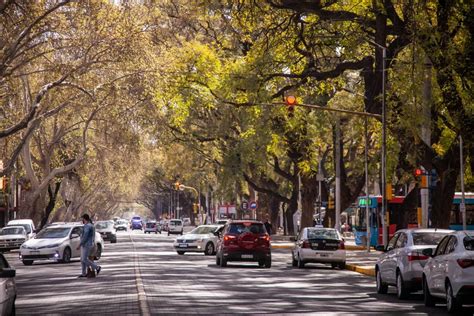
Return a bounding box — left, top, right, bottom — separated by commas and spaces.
129, 232, 151, 316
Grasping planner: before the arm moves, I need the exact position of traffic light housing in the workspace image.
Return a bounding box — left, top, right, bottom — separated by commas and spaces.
174, 182, 180, 190
285, 95, 297, 117
193, 203, 199, 214
386, 183, 393, 200
328, 198, 334, 209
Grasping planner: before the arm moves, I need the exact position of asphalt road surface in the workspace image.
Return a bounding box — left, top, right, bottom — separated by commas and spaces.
4, 231, 470, 315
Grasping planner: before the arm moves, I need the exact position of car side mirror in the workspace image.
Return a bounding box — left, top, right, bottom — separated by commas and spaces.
422, 248, 434, 257
0, 268, 16, 278
375, 245, 386, 252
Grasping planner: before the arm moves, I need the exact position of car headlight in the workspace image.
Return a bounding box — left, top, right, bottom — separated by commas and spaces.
42, 243, 62, 249
21, 244, 28, 249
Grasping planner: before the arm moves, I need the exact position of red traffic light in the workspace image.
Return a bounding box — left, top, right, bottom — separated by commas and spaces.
414, 169, 423, 176
285, 95, 297, 105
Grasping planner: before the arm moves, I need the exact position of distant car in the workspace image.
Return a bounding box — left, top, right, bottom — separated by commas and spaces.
144, 221, 160, 234
215, 219, 228, 225
375, 228, 453, 299
0, 226, 27, 252
182, 218, 191, 226
0, 253, 16, 315
95, 221, 117, 243
168, 219, 183, 236
115, 219, 128, 231
292, 227, 346, 269
215, 220, 271, 268
130, 216, 143, 230
422, 230, 474, 313
7, 219, 36, 240
173, 225, 222, 255
19, 224, 104, 265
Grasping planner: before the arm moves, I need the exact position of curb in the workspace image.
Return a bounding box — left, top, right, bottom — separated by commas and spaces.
345, 263, 375, 277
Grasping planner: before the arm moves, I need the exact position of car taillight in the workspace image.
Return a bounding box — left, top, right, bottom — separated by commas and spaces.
259, 234, 270, 242
223, 235, 236, 245
302, 240, 311, 248
339, 241, 345, 249
407, 252, 429, 261
457, 259, 474, 269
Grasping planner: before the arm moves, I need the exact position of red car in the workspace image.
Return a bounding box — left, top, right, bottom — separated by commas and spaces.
215, 220, 271, 268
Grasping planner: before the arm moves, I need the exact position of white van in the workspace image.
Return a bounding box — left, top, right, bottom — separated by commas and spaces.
168, 219, 183, 236
7, 219, 36, 240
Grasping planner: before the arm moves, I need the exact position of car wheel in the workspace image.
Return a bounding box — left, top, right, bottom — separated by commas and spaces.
396, 271, 409, 299
338, 262, 345, 270
264, 258, 271, 268
220, 253, 227, 267
446, 281, 461, 313
204, 242, 214, 256
216, 253, 221, 266
292, 252, 297, 267
111, 239, 117, 244
331, 263, 337, 269
297, 254, 305, 269
168, 232, 170, 236
376, 269, 388, 294
61, 247, 71, 263
177, 251, 185, 255
22, 260, 33, 266
94, 244, 102, 260
423, 276, 436, 307
258, 260, 265, 268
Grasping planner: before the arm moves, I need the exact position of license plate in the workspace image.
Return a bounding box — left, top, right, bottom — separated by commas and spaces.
178, 244, 188, 248
312, 243, 319, 247
320, 253, 329, 257
241, 254, 253, 259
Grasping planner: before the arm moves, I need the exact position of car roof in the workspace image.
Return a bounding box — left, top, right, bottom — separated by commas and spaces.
2, 226, 25, 230
397, 228, 454, 234
8, 219, 33, 223
46, 223, 80, 228
228, 220, 262, 224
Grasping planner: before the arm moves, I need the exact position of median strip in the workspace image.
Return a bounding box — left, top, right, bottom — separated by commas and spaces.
345, 263, 375, 277
129, 233, 151, 316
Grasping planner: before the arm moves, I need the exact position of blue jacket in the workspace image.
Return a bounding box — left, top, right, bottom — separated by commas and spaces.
80, 222, 95, 247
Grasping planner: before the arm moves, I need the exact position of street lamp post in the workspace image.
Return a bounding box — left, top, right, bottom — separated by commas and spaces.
460, 135, 466, 230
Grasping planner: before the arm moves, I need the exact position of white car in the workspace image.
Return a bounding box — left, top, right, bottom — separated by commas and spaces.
292, 227, 346, 269
375, 228, 453, 299
173, 225, 222, 255
0, 226, 27, 252
7, 219, 36, 240
115, 219, 128, 231
422, 230, 474, 313
168, 219, 183, 236
95, 221, 117, 243
0, 254, 16, 315
19, 224, 104, 266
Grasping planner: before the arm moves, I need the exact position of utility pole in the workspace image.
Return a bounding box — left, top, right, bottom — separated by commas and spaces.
381, 46, 388, 247
335, 118, 341, 232
460, 136, 466, 230
364, 117, 371, 252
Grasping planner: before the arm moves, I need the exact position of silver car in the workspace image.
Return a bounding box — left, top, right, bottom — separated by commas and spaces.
0, 254, 16, 315
375, 228, 453, 299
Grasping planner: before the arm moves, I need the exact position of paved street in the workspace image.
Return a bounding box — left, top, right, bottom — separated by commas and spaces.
4, 231, 469, 315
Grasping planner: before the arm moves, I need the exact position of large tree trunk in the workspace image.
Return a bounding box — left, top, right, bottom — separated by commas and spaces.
301, 174, 317, 229
39, 182, 61, 229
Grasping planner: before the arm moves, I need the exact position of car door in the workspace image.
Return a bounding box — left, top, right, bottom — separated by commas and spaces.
392, 232, 408, 281
380, 233, 399, 282
70, 227, 83, 258
430, 235, 450, 294
439, 236, 457, 290
295, 229, 305, 260
0, 255, 15, 315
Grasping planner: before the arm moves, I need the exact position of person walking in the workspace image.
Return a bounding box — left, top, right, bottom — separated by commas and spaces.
264, 218, 273, 235
77, 214, 101, 278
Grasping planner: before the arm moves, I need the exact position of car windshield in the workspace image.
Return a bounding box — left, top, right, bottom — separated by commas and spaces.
36, 227, 71, 239
132, 217, 141, 221
464, 234, 474, 251
8, 223, 31, 234
228, 223, 265, 234
117, 220, 127, 225
191, 226, 217, 234
170, 220, 181, 225
307, 229, 339, 240
95, 222, 110, 229
412, 232, 448, 245
1, 227, 25, 235
146, 222, 156, 227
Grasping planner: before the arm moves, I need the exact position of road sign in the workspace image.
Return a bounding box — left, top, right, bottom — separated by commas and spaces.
241, 201, 249, 210
249, 201, 258, 210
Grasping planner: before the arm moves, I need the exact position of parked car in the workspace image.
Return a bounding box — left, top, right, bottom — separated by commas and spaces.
144, 221, 161, 234
7, 219, 36, 240
173, 225, 222, 255
130, 216, 143, 230
168, 219, 183, 236
215, 220, 271, 268
292, 227, 346, 269
115, 219, 128, 231
95, 221, 117, 243
182, 218, 191, 226
19, 223, 104, 265
0, 226, 27, 252
215, 219, 229, 226
0, 253, 16, 315
375, 228, 453, 299
422, 230, 474, 313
